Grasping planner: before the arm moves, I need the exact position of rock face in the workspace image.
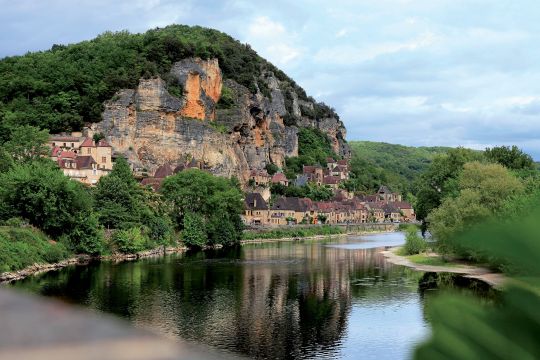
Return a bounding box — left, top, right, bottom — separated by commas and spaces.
93, 57, 348, 185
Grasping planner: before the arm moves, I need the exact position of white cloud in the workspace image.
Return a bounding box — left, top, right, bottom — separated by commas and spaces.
335, 28, 348, 38
314, 32, 439, 65
244, 16, 302, 66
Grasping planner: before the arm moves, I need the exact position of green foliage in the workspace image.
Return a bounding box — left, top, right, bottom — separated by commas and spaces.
403, 227, 427, 255
181, 212, 207, 247
0, 226, 71, 273
2, 125, 50, 162
160, 169, 244, 247
216, 85, 235, 109
428, 162, 524, 256
415, 196, 540, 360
93, 157, 173, 250
415, 147, 484, 221
265, 163, 279, 176
242, 225, 343, 240
0, 161, 105, 254
92, 132, 105, 143
485, 145, 534, 170
285, 127, 339, 175
112, 227, 147, 254
347, 141, 452, 196
0, 25, 311, 133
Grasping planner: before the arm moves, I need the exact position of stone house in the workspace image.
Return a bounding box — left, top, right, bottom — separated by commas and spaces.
323, 176, 341, 190
269, 197, 316, 225
80, 138, 113, 170
249, 169, 271, 187
302, 165, 324, 185
243, 193, 269, 225
271, 172, 289, 187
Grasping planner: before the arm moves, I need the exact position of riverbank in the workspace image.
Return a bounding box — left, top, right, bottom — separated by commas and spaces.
381, 246, 506, 288
0, 246, 187, 284
241, 227, 396, 244
2, 229, 396, 284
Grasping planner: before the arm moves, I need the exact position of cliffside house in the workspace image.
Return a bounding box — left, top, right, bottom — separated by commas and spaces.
50, 134, 113, 185
249, 169, 271, 187
302, 165, 324, 186
377, 185, 402, 202
271, 173, 289, 187
243, 193, 269, 225
323, 176, 341, 190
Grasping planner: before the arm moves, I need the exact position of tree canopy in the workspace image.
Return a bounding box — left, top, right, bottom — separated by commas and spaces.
160, 168, 244, 247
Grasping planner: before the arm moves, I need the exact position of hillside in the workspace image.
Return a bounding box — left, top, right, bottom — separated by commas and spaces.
0, 25, 348, 182
348, 141, 452, 196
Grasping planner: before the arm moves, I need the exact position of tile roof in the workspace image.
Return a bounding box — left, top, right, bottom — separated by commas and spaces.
80, 138, 94, 147
141, 178, 164, 191
271, 173, 288, 183
323, 176, 341, 185
271, 197, 311, 212
154, 164, 174, 178
75, 156, 97, 169
97, 139, 111, 147
244, 193, 268, 210
57, 151, 77, 159
337, 159, 347, 166
392, 201, 413, 209
50, 135, 81, 142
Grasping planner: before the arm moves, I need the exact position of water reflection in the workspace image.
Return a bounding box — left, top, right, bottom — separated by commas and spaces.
9, 233, 492, 359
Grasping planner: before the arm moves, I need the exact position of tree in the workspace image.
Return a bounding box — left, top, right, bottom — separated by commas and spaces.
160, 169, 244, 247
0, 162, 104, 254
182, 212, 207, 247
428, 162, 524, 255
2, 125, 50, 162
93, 157, 173, 247
485, 145, 534, 170
415, 148, 483, 221
415, 196, 540, 360
265, 163, 279, 176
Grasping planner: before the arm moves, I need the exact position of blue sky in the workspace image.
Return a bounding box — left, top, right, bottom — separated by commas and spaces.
1, 0, 539, 159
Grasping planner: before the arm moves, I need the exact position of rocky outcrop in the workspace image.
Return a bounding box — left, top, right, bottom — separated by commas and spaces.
93, 57, 348, 185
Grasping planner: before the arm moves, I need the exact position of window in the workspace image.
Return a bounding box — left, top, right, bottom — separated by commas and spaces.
71, 143, 74, 148
63, 143, 66, 147
102, 156, 106, 163
87, 148, 91, 154
52, 142, 55, 146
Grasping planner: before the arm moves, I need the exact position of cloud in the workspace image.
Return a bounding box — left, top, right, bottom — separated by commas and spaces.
244, 16, 302, 65
0, 0, 539, 159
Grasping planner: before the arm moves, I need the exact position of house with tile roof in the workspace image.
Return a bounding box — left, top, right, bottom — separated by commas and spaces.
50, 132, 113, 185
271, 172, 289, 186
243, 193, 269, 225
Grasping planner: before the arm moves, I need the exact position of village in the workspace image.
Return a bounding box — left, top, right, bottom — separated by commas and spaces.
48, 131, 416, 227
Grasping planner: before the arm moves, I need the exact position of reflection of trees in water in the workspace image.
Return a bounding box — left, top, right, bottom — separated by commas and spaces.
416, 272, 499, 323
11, 242, 413, 359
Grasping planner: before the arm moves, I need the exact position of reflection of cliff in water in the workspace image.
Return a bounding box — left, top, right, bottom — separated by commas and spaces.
10, 238, 424, 359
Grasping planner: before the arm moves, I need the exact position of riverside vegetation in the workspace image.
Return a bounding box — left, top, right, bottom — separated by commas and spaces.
0, 129, 245, 272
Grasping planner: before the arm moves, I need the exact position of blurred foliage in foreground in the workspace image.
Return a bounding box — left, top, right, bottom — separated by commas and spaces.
415, 200, 540, 359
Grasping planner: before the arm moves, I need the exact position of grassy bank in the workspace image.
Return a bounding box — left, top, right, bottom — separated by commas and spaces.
242, 225, 344, 241
396, 249, 457, 267
0, 226, 71, 273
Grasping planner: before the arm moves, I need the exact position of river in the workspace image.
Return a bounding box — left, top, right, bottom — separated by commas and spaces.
9, 232, 494, 359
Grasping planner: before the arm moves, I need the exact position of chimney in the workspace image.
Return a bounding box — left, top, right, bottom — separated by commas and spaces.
254, 199, 257, 207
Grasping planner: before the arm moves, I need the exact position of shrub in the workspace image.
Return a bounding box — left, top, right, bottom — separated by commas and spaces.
0, 226, 71, 273
112, 227, 147, 254
404, 227, 427, 255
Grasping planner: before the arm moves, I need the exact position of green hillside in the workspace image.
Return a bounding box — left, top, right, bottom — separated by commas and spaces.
347, 141, 453, 197
0, 25, 337, 139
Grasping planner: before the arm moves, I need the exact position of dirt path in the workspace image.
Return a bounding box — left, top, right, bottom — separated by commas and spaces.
381, 247, 507, 288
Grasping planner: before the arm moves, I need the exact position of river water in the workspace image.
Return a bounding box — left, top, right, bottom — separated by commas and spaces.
10, 232, 494, 359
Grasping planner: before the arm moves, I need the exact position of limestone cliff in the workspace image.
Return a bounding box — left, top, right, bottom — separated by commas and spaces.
93, 57, 348, 184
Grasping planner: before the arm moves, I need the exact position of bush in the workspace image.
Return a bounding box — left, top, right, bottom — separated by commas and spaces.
0, 226, 71, 273
182, 212, 206, 247
112, 227, 147, 254
404, 227, 427, 255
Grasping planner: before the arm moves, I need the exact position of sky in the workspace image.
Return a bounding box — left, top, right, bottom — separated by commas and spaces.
1, 0, 539, 159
